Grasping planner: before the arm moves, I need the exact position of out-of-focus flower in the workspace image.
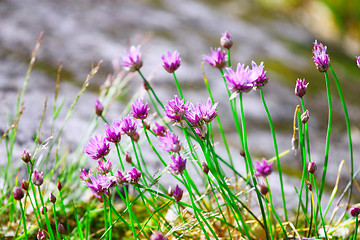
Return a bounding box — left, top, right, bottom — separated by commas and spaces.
131, 131, 140, 142
132, 99, 149, 120
97, 160, 112, 175
84, 135, 110, 160
312, 40, 330, 72
165, 95, 190, 124
203, 48, 227, 69
356, 56, 360, 69
220, 32, 233, 50
79, 169, 92, 182
122, 45, 143, 72
41, 206, 47, 215
224, 64, 255, 93
301, 109, 310, 124
168, 186, 173, 196
194, 126, 206, 140
162, 50, 181, 73
295, 78, 309, 98
50, 193, 56, 204
258, 182, 268, 195
124, 167, 142, 184
22, 180, 29, 191
350, 206, 360, 217
152, 122, 167, 137
57, 223, 66, 235
168, 155, 187, 175
85, 174, 116, 200
202, 161, 209, 174
57, 181, 62, 191
125, 152, 132, 163
308, 162, 317, 174
150, 231, 169, 240
95, 99, 103, 117
254, 159, 273, 178
21, 149, 31, 163
13, 187, 24, 200
251, 61, 268, 89
37, 229, 46, 240
32, 170, 44, 186
105, 123, 122, 143
115, 170, 126, 185
159, 132, 181, 153
173, 185, 183, 202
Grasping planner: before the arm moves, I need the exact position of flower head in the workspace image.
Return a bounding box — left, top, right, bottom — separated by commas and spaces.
162, 50, 181, 73
224, 64, 255, 93
251, 61, 268, 88
295, 78, 309, 98
197, 98, 218, 123
13, 186, 24, 200
37, 229, 47, 240
159, 132, 181, 153
97, 160, 112, 175
95, 99, 103, 117
150, 232, 168, 240
115, 170, 127, 185
254, 159, 273, 178
122, 45, 143, 72
194, 126, 206, 140
203, 48, 227, 69
22, 180, 29, 191
165, 95, 190, 124
312, 40, 330, 72
356, 56, 360, 68
152, 122, 168, 137
84, 135, 110, 160
220, 32, 233, 49
132, 99, 149, 120
21, 149, 31, 163
32, 170, 44, 186
105, 123, 122, 143
118, 116, 137, 137
308, 161, 317, 174
185, 104, 203, 128
173, 185, 183, 202
125, 167, 142, 184
168, 155, 187, 175
79, 169, 92, 182
85, 174, 116, 200
350, 206, 360, 217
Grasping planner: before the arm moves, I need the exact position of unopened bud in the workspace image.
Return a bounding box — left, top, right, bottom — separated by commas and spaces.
240, 150, 245, 157
202, 161, 209, 174
301, 110, 310, 124
41, 206, 47, 215
167, 185, 173, 197
57, 181, 62, 191
13, 187, 24, 200
50, 193, 56, 204
21, 150, 31, 163
143, 120, 150, 130
143, 81, 150, 91
258, 183, 268, 195
95, 99, 103, 117
350, 206, 360, 217
57, 223, 66, 235
125, 152, 132, 163
291, 136, 298, 151
220, 32, 233, 50
306, 180, 312, 191
131, 132, 140, 142
22, 180, 29, 191
308, 162, 317, 174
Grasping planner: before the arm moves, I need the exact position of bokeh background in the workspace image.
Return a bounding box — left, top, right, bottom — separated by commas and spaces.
1, 0, 360, 205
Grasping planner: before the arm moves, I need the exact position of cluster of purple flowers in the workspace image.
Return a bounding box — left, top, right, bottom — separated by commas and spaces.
254, 158, 273, 178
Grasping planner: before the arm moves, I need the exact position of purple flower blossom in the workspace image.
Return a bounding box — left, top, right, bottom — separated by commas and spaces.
197, 98, 218, 123
152, 122, 168, 137
350, 206, 360, 217
312, 40, 330, 72
115, 170, 126, 185
224, 64, 255, 93
159, 132, 181, 153
21, 149, 31, 163
122, 45, 143, 72
132, 99, 149, 120
118, 116, 137, 137
22, 180, 29, 191
85, 174, 116, 200
95, 99, 103, 117
125, 167, 142, 184
97, 160, 112, 175
105, 123, 122, 143
13, 186, 24, 200
254, 159, 273, 178
220, 32, 233, 50
173, 185, 183, 202
295, 78, 309, 98
203, 48, 227, 69
32, 170, 44, 186
37, 229, 46, 240
84, 135, 110, 160
150, 232, 168, 240
356, 56, 360, 69
251, 61, 268, 88
185, 104, 203, 128
165, 95, 190, 124
194, 126, 206, 140
79, 169, 92, 182
162, 50, 181, 73
168, 155, 187, 175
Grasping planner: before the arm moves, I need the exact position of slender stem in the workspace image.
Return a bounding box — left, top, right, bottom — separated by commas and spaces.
138, 70, 164, 109
172, 72, 183, 99
108, 190, 112, 240
52, 202, 62, 239
227, 49, 231, 67
38, 186, 56, 240
102, 195, 109, 240
355, 216, 358, 240
19, 201, 28, 240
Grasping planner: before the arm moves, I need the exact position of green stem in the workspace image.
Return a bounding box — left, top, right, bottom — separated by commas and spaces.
138, 70, 164, 109
38, 186, 56, 240
172, 72, 184, 99
355, 216, 358, 240
19, 201, 28, 240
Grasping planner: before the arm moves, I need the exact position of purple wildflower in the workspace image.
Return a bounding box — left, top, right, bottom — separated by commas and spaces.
118, 116, 137, 137
194, 126, 206, 140
224, 64, 255, 93
356, 56, 360, 68
251, 61, 268, 88
173, 185, 183, 202
312, 40, 330, 72
125, 167, 142, 184
22, 180, 29, 191
159, 132, 181, 153
95, 99, 103, 117
164, 95, 190, 124
115, 170, 126, 185
131, 131, 140, 142
168, 155, 187, 175
308, 161, 317, 174
295, 78, 309, 98
350, 206, 360, 217
122, 45, 143, 72
13, 186, 24, 200
132, 99, 149, 120
79, 169, 92, 182
57, 181, 62, 191
50, 193, 56, 204
254, 159, 273, 178
37, 229, 47, 240
105, 123, 122, 143
197, 98, 218, 123
203, 48, 227, 69
32, 170, 44, 186
185, 104, 203, 128
97, 160, 112, 175
220, 32, 233, 50
57, 223, 66, 235
21, 149, 31, 163
85, 174, 116, 200
162, 50, 181, 73
84, 135, 110, 160
150, 232, 168, 240
152, 122, 168, 137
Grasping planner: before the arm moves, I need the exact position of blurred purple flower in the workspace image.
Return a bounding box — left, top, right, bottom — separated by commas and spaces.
152, 122, 168, 137
254, 159, 273, 178
168, 155, 187, 175
95, 99, 103, 117
312, 40, 330, 72
162, 50, 181, 73
150, 232, 168, 240
37, 229, 46, 240
125, 167, 142, 184
119, 116, 137, 137
21, 149, 31, 163
224, 64, 255, 93
295, 78, 309, 98
85, 174, 116, 200
32, 170, 44, 186
122, 45, 143, 72
173, 185, 183, 202
165, 95, 190, 124
79, 169, 92, 182
356, 56, 360, 68
159, 132, 181, 153
194, 126, 206, 140
220, 32, 233, 50
13, 186, 24, 200
251, 61, 268, 88
84, 135, 110, 160
115, 170, 126, 185
97, 160, 112, 175
203, 48, 227, 69
350, 206, 360, 217
132, 99, 149, 120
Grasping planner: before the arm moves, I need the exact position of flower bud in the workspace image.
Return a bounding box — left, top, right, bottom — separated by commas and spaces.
125, 152, 132, 163
95, 99, 103, 117
301, 110, 310, 124
306, 180, 312, 191
143, 81, 150, 91
167, 185, 173, 197
57, 181, 62, 191
291, 136, 298, 151
22, 180, 29, 191
308, 162, 317, 174
41, 206, 47, 215
50, 193, 56, 204
32, 170, 44, 186
37, 229, 46, 240
13, 186, 24, 200
240, 150, 246, 157
258, 183, 268, 195
220, 32, 233, 50
202, 161, 209, 174
131, 131, 140, 142
295, 79, 309, 98
57, 223, 66, 235
350, 206, 360, 217
21, 150, 31, 163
